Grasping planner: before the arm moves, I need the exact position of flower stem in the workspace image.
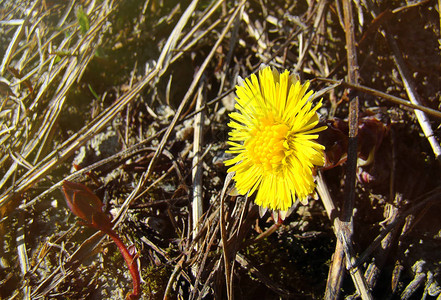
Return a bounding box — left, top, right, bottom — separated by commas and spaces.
106, 229, 141, 300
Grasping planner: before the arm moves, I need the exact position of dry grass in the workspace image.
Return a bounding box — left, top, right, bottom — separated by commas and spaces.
0, 0, 440, 299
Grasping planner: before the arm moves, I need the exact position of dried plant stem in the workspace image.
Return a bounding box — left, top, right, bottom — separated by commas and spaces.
342, 0, 359, 227
17, 214, 30, 299
317, 78, 441, 119
220, 172, 234, 300
252, 223, 280, 243
0, 1, 115, 214
324, 0, 366, 298
325, 241, 345, 299
294, 0, 328, 73
192, 83, 205, 242
164, 256, 185, 300
317, 172, 372, 300
0, 0, 39, 75
385, 34, 441, 162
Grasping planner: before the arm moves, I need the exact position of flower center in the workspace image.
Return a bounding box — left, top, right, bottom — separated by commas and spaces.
246, 118, 290, 173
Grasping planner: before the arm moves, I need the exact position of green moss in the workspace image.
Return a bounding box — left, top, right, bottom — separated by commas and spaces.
75, 6, 90, 34
142, 264, 173, 297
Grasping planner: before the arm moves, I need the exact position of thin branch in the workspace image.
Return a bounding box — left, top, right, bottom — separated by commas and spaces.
220, 172, 235, 300
317, 78, 441, 119
317, 172, 373, 300
324, 0, 370, 298
192, 83, 205, 242
385, 33, 441, 162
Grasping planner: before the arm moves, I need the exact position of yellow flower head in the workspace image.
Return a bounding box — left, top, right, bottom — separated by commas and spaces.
225, 66, 326, 211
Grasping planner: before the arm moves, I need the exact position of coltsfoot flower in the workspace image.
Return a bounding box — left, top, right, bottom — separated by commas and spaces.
225, 66, 326, 211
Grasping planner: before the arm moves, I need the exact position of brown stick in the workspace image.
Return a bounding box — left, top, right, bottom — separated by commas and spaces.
324, 0, 372, 298
316, 78, 441, 119
317, 173, 372, 300
325, 241, 345, 299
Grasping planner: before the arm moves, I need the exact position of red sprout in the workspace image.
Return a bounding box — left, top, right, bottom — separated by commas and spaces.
62, 180, 140, 299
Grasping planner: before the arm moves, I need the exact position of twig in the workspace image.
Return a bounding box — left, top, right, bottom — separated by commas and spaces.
176, 0, 225, 50
316, 78, 441, 119
192, 83, 205, 242
325, 241, 345, 299
324, 0, 370, 298
0, 0, 38, 75
189, 221, 220, 300
17, 214, 31, 300
385, 32, 441, 162
164, 256, 185, 300
317, 172, 373, 300
252, 223, 280, 244
220, 172, 234, 300
294, 0, 329, 73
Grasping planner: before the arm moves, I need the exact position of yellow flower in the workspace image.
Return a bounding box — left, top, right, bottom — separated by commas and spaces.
225, 66, 326, 211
